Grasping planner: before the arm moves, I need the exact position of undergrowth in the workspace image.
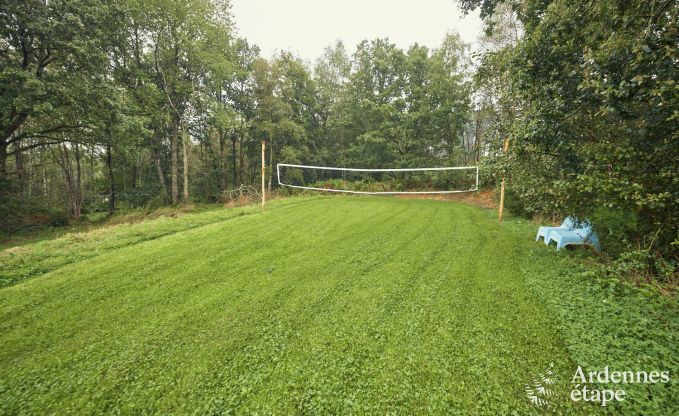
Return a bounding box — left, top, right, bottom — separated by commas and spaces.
501, 217, 679, 415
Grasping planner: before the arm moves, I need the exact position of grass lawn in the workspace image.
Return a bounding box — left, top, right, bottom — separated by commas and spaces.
0, 197, 676, 414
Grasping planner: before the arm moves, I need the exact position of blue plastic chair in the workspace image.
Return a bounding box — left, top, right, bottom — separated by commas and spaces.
547, 221, 600, 252
536, 217, 576, 245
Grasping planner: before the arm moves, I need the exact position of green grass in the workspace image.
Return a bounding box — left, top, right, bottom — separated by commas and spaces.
0, 197, 676, 414
0, 199, 308, 287
0, 203, 241, 252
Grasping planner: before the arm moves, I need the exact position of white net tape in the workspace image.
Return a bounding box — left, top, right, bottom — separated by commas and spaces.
277, 163, 479, 194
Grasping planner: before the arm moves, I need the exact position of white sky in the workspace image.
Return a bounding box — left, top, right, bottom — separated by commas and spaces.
231, 0, 483, 63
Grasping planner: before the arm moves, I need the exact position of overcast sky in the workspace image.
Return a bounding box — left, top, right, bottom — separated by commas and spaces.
231, 0, 483, 63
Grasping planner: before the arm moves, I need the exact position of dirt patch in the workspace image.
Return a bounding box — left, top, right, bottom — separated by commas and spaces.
396, 189, 497, 209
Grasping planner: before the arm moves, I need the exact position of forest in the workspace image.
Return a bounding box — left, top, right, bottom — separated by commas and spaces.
1, 0, 677, 279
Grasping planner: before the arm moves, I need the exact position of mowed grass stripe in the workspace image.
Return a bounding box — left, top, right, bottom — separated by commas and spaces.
0, 198, 413, 412
0, 199, 387, 354
197, 200, 443, 413
0, 197, 598, 414
168, 199, 426, 412
245, 201, 453, 413
235, 200, 584, 414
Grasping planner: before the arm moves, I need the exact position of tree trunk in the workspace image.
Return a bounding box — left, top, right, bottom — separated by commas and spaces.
54, 143, 80, 220
150, 131, 168, 198
58, 145, 73, 216
41, 150, 48, 199
0, 138, 8, 199
239, 134, 245, 186
15, 148, 24, 196
231, 133, 238, 187
107, 143, 115, 215
27, 146, 33, 197
74, 143, 82, 220
90, 146, 95, 207
130, 163, 137, 189
218, 128, 227, 192
268, 140, 273, 192
474, 115, 481, 163
13, 126, 25, 195
182, 127, 189, 203
170, 118, 179, 204
153, 146, 168, 198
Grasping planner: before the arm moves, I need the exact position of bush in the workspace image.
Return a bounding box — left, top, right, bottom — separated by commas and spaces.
0, 196, 69, 234
477, 0, 679, 279
589, 207, 639, 257
503, 188, 528, 217
48, 210, 70, 227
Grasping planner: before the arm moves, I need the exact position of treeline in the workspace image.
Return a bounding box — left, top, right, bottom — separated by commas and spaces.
466, 0, 678, 278
0, 0, 473, 231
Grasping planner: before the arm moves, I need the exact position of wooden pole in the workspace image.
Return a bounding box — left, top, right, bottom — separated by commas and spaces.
261, 140, 266, 208
498, 138, 510, 224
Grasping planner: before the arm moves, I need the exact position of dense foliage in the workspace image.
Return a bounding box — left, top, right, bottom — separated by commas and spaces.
464, 0, 678, 278
0, 0, 471, 234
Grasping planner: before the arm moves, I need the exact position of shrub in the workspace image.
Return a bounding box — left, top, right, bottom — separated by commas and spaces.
48, 210, 70, 227
0, 196, 69, 234
589, 207, 639, 257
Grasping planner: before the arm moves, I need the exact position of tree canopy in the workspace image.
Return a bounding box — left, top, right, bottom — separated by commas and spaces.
464, 0, 678, 276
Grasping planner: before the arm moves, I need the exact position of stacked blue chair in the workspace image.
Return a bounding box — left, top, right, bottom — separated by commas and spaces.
536, 217, 575, 244
536, 217, 600, 252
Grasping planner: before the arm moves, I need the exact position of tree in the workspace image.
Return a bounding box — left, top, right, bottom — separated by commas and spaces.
460, 0, 679, 268
422, 33, 472, 164
250, 56, 300, 190
314, 41, 352, 166
0, 0, 122, 195
139, 0, 234, 203
346, 39, 409, 167
343, 37, 471, 168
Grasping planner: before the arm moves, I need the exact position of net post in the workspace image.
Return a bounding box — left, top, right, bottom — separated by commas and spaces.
261, 140, 266, 208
